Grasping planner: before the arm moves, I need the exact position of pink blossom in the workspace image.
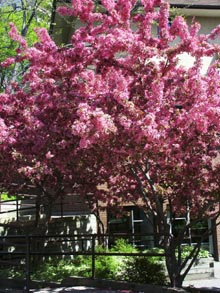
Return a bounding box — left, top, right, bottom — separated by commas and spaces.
170, 16, 190, 40
208, 25, 220, 40
8, 23, 27, 48
57, 7, 75, 17
101, 0, 116, 11
45, 151, 54, 159
1, 57, 15, 67
35, 28, 56, 50
0, 118, 9, 139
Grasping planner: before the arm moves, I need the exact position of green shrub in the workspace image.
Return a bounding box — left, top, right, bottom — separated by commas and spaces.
94, 247, 119, 279
32, 259, 79, 282
30, 239, 137, 282
0, 192, 16, 201
180, 246, 210, 259
111, 238, 137, 253
0, 239, 168, 285
142, 247, 165, 262
70, 247, 121, 280
0, 267, 24, 279
111, 240, 167, 285
121, 256, 167, 285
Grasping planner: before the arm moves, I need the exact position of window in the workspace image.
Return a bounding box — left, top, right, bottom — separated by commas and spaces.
108, 206, 154, 249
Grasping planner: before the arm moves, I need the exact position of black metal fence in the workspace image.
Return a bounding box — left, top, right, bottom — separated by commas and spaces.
0, 233, 167, 292
0, 197, 69, 221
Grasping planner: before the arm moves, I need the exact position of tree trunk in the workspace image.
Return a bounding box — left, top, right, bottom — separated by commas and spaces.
165, 243, 184, 288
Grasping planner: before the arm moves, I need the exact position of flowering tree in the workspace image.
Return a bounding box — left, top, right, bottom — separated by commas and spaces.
2, 0, 220, 287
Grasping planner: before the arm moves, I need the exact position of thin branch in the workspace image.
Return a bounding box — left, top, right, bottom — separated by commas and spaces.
130, 165, 156, 217
49, 0, 57, 36
137, 162, 165, 225
179, 210, 220, 278
180, 242, 201, 280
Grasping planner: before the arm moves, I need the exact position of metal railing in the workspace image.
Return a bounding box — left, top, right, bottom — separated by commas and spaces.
0, 233, 168, 292
0, 197, 85, 221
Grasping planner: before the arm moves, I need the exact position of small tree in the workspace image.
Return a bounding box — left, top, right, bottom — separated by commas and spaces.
2, 0, 220, 287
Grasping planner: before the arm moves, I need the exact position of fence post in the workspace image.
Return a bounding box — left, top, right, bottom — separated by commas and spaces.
92, 234, 96, 279
25, 235, 31, 293
16, 197, 19, 221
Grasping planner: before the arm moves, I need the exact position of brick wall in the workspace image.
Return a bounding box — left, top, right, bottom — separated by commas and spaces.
99, 209, 108, 233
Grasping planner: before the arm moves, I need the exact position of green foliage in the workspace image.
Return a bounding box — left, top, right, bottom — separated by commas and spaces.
0, 0, 54, 91
0, 1, 53, 61
142, 247, 165, 262
180, 246, 210, 259
94, 247, 120, 280
93, 239, 137, 280
30, 252, 121, 282
29, 239, 167, 284
0, 241, 210, 284
0, 192, 16, 201
121, 256, 167, 286
32, 258, 81, 282
0, 266, 24, 279
72, 240, 134, 280
111, 238, 137, 253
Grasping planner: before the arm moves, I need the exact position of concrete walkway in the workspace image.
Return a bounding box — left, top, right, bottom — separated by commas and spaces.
29, 279, 220, 293
1, 279, 220, 292
30, 287, 135, 292
0, 287, 136, 293
183, 278, 220, 292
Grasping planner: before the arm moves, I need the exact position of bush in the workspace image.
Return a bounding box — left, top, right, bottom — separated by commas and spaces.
94, 246, 119, 279
0, 192, 16, 201
73, 246, 121, 280
91, 239, 136, 280
32, 258, 82, 282
121, 256, 167, 286
180, 246, 210, 259
0, 239, 168, 285
111, 238, 137, 253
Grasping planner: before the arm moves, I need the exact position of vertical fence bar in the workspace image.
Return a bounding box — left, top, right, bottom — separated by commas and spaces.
16, 197, 19, 221
60, 195, 63, 218
91, 234, 96, 279
25, 235, 31, 293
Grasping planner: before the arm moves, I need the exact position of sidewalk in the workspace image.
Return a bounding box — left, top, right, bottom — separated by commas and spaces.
30, 287, 136, 293
183, 278, 220, 292
1, 279, 220, 292
29, 279, 220, 293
